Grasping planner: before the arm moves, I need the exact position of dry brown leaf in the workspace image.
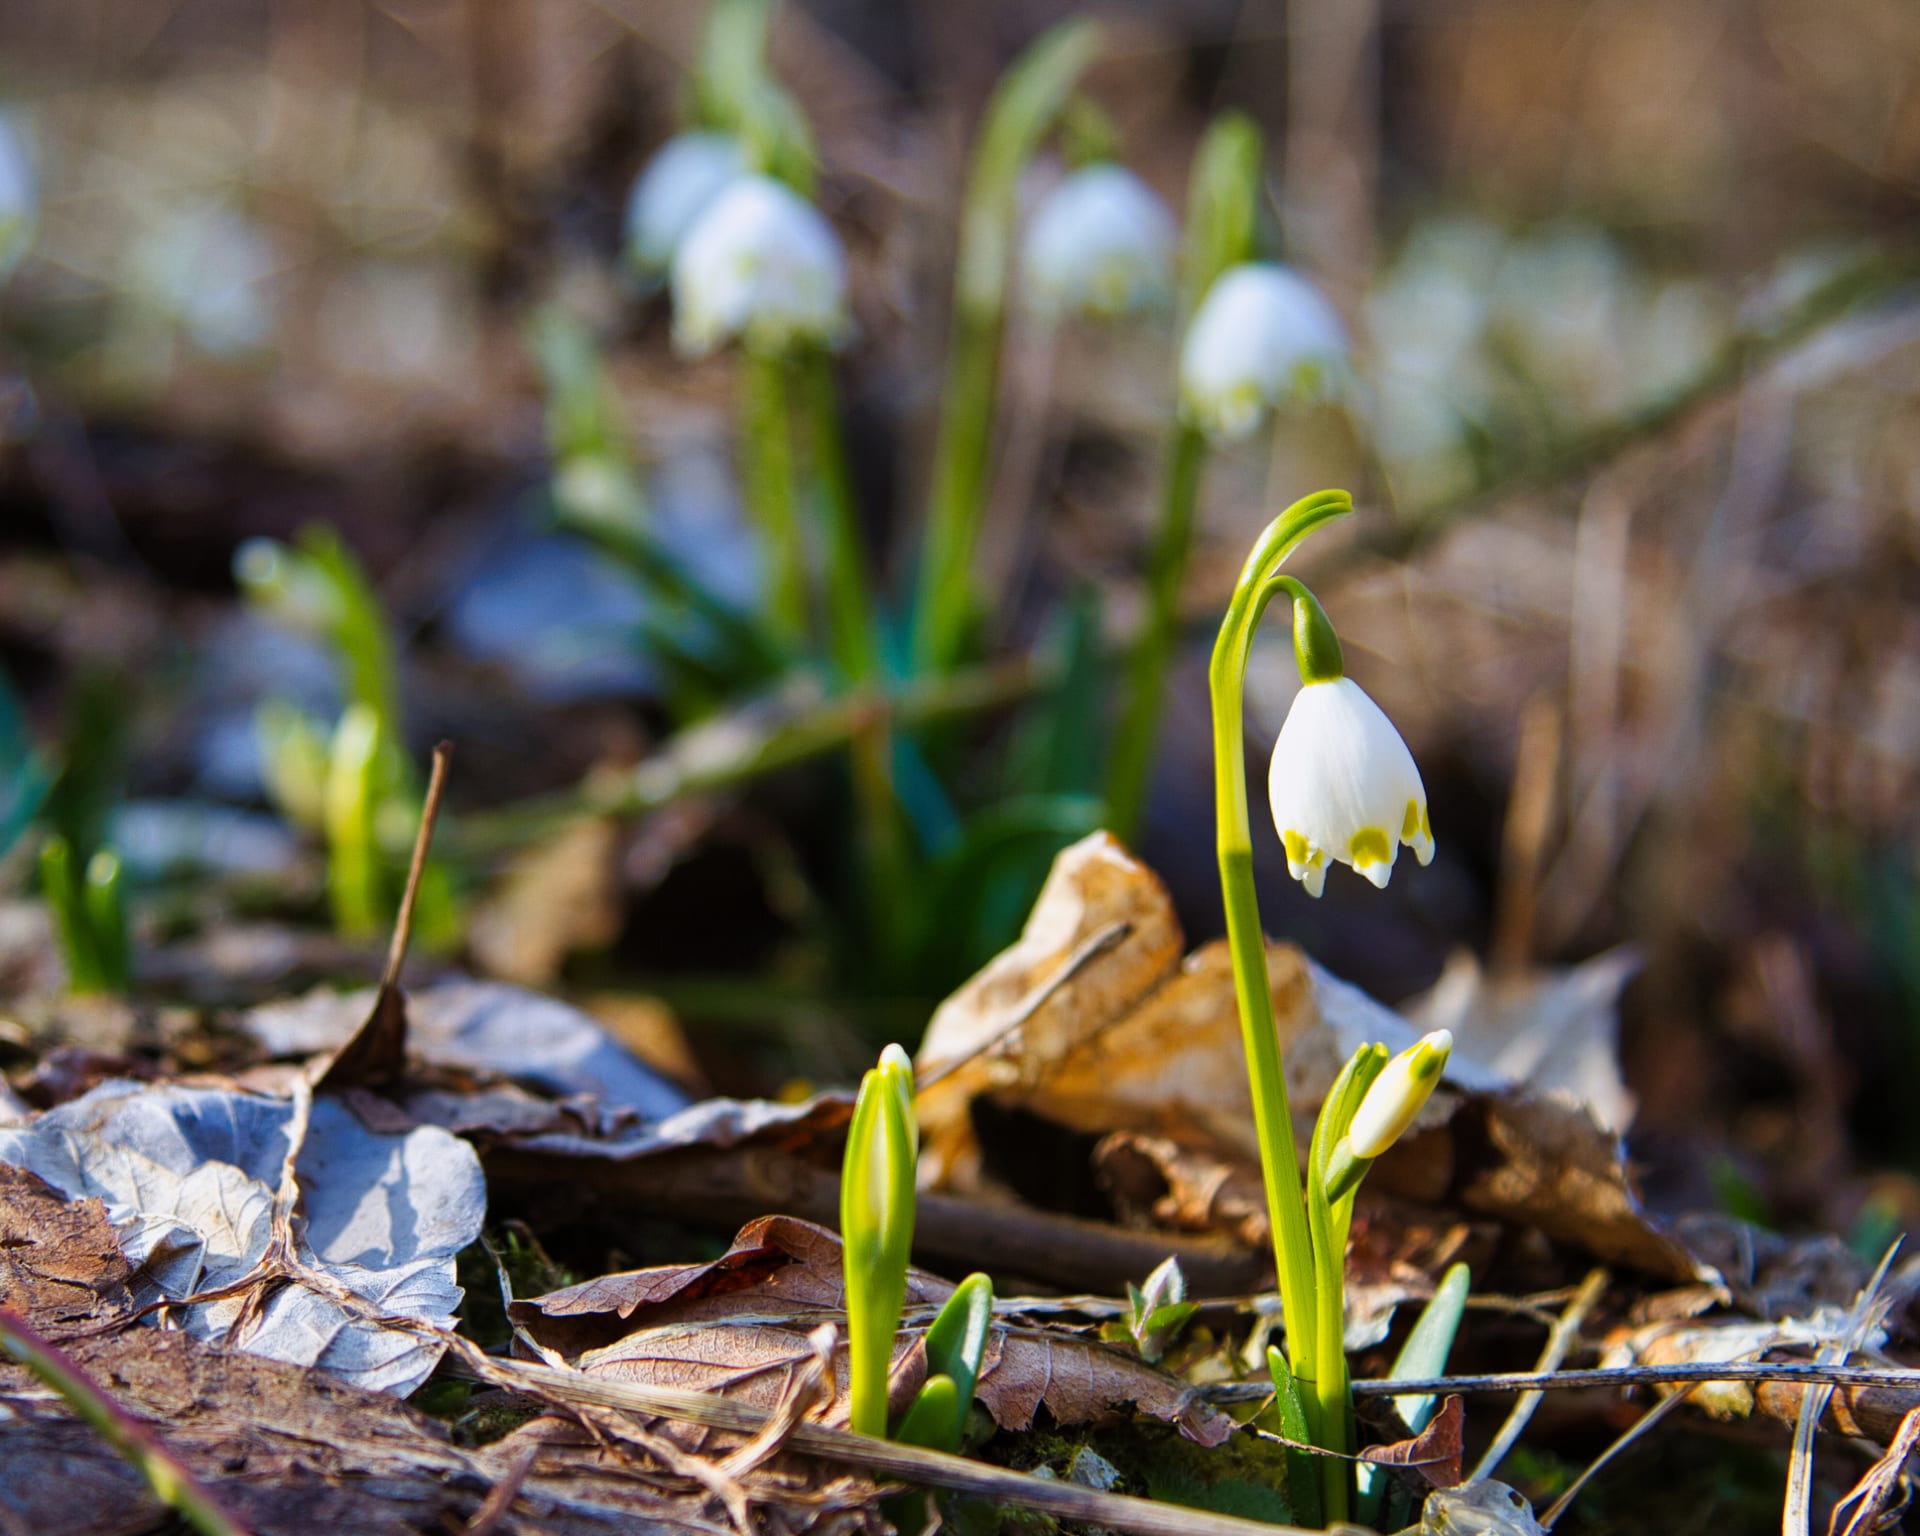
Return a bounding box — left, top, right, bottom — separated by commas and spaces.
0, 1164, 132, 1336
916, 833, 1701, 1282
513, 1215, 1233, 1446
1358, 1394, 1466, 1490
0, 1172, 876, 1536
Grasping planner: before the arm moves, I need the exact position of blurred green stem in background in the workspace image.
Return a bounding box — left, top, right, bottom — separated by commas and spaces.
694, 0, 814, 191
741, 346, 809, 646
912, 18, 1101, 673
800, 347, 880, 684
1106, 113, 1263, 843
40, 835, 129, 995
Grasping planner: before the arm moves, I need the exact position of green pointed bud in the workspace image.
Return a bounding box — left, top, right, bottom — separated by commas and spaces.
841, 1044, 920, 1438
1285, 579, 1344, 685
1345, 1030, 1451, 1160
84, 849, 130, 992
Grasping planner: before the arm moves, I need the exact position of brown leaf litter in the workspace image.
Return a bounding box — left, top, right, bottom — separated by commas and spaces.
0, 1165, 880, 1536
510, 1213, 1234, 1448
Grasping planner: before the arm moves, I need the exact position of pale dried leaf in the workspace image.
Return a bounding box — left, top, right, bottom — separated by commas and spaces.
0, 1079, 485, 1395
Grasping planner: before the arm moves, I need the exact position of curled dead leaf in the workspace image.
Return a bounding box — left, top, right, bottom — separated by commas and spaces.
512, 1215, 1232, 1447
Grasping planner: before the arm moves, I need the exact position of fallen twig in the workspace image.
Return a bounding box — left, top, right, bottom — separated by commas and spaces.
1470, 1267, 1608, 1483
0, 1306, 255, 1536
452, 1350, 1319, 1536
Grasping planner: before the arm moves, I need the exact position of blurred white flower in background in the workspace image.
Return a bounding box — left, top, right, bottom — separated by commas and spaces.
0, 110, 37, 280
1021, 162, 1176, 322
625, 131, 745, 280
670, 174, 848, 357
1179, 262, 1347, 442
128, 202, 278, 357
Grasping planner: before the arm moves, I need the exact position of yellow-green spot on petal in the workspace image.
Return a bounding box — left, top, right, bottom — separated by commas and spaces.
1349, 827, 1392, 868
1282, 829, 1321, 869
1402, 800, 1421, 840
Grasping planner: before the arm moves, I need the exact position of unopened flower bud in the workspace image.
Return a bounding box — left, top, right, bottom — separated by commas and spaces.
1346, 1030, 1452, 1160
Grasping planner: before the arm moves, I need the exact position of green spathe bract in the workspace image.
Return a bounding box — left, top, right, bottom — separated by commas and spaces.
841, 1044, 918, 1438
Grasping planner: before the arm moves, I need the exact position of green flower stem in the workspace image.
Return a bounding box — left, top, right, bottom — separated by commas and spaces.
800, 348, 880, 684
1107, 418, 1206, 841
1207, 487, 1352, 1418
324, 704, 385, 941
740, 346, 808, 646
1307, 1170, 1350, 1522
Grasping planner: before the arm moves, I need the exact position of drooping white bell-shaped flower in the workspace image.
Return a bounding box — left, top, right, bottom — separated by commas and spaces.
1267, 676, 1432, 897
624, 131, 746, 278
1021, 163, 1176, 322
0, 111, 38, 280
671, 174, 849, 357
1179, 263, 1347, 442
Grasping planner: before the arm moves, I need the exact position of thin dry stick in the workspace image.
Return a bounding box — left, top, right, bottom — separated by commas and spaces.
0, 1307, 254, 1536
1539, 1379, 1697, 1531
1469, 1267, 1608, 1484
453, 1351, 1320, 1536
1336, 1362, 1920, 1398
385, 740, 452, 990
463, 1440, 538, 1536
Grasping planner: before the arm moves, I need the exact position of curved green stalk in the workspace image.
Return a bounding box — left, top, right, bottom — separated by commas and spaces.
741, 347, 808, 646
912, 18, 1101, 673
1207, 487, 1352, 1402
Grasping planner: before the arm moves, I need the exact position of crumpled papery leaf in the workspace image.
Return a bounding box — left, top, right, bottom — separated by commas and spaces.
0, 1077, 485, 1395
1403, 948, 1640, 1135
510, 1214, 1233, 1447
245, 978, 692, 1124
916, 832, 1701, 1281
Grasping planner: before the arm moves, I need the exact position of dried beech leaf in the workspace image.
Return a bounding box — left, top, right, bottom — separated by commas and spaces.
0, 1079, 485, 1395
0, 1181, 864, 1536
918, 834, 1699, 1281
247, 979, 691, 1123
0, 1163, 133, 1334
1358, 1393, 1465, 1489
515, 1215, 1232, 1446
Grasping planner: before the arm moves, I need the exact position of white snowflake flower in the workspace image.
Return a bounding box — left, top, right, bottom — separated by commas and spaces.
1267, 676, 1432, 897
1021, 163, 1176, 322
1179, 263, 1347, 441
670, 175, 849, 357
624, 131, 746, 279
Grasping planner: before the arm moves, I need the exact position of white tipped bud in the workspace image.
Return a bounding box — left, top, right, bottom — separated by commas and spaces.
1021, 163, 1176, 323
670, 175, 849, 358
1179, 263, 1347, 442
1346, 1030, 1452, 1159
624, 132, 746, 278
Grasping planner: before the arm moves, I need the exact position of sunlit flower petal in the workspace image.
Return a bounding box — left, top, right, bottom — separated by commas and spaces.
1021, 163, 1176, 322
1179, 263, 1347, 442
1268, 676, 1431, 897
625, 131, 746, 279
671, 175, 849, 357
